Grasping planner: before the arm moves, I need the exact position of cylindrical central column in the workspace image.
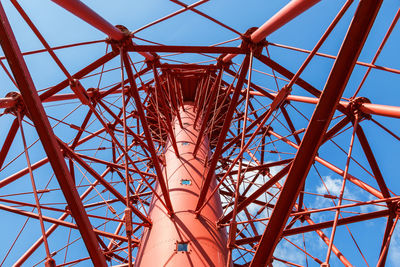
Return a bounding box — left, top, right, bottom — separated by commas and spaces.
136, 103, 229, 266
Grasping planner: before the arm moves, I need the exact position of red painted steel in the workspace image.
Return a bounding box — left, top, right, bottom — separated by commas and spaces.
0, 1, 399, 266
51, 0, 124, 41
7, 91, 400, 119
50, 0, 154, 60
0, 97, 16, 109
123, 52, 174, 213
269, 41, 400, 75
269, 93, 400, 119
223, 0, 321, 62
195, 54, 250, 212
250, 1, 384, 265
0, 118, 19, 169
0, 203, 132, 243
135, 104, 229, 266
250, 0, 321, 43
15, 149, 138, 266
0, 3, 107, 265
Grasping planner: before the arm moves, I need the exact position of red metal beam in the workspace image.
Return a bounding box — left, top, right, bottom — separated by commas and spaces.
0, 4, 107, 265
219, 164, 291, 225
250, 1, 384, 265
359, 103, 400, 119
0, 157, 49, 188
356, 125, 391, 199
0, 97, 16, 108
59, 141, 152, 226
285, 210, 389, 237
255, 54, 322, 98
236, 209, 390, 245
161, 63, 218, 70
378, 216, 395, 266
195, 54, 250, 212
0, 118, 19, 169
223, 0, 321, 62
51, 0, 155, 60
304, 216, 351, 266
51, 0, 124, 40
269, 93, 400, 119
70, 109, 93, 149
130, 45, 245, 54
0, 203, 133, 243
15, 146, 138, 265
322, 116, 352, 143
122, 51, 174, 213
40, 51, 117, 101
251, 0, 321, 43
269, 129, 384, 199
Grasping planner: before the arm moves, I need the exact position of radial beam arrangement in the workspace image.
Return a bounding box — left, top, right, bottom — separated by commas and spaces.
0, 0, 399, 266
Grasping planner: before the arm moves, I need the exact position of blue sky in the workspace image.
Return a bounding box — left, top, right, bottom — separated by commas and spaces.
1, 0, 400, 266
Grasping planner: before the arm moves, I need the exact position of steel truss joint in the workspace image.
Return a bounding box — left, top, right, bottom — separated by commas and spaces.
347, 96, 372, 120
240, 27, 267, 56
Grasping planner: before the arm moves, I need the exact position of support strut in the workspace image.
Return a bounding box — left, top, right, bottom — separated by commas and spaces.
250, 1, 384, 265
0, 3, 107, 266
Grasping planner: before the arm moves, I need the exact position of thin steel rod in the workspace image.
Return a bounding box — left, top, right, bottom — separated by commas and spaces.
195, 54, 250, 212
377, 215, 399, 266
133, 0, 209, 34
122, 51, 174, 213
352, 6, 400, 98
169, 0, 242, 36
227, 53, 253, 262
0, 4, 107, 265
18, 112, 52, 260
286, 0, 353, 90
268, 42, 400, 75
250, 1, 383, 265
236, 209, 390, 245
0, 203, 133, 243
324, 115, 359, 264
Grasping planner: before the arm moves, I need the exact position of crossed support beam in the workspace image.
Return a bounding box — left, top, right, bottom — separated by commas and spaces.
0, 2, 108, 266
250, 1, 384, 266
1, 0, 396, 265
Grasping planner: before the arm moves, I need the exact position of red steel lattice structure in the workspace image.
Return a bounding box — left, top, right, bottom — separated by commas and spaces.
0, 0, 400, 266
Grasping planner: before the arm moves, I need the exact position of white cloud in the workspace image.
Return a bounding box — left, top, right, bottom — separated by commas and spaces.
314, 175, 387, 216
316, 176, 342, 196
389, 223, 400, 265
274, 235, 306, 267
